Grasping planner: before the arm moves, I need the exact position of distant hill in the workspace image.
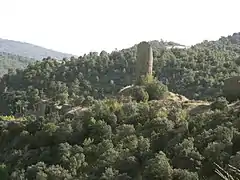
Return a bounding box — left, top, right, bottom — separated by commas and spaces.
0, 38, 73, 60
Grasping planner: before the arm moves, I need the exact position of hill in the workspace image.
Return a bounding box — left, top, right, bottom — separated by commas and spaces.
1, 32, 239, 103
0, 84, 238, 179
1, 32, 240, 179
0, 38, 74, 76
0, 38, 73, 60
0, 52, 36, 76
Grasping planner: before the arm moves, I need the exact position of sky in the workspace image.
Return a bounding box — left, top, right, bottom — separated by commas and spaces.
0, 0, 239, 55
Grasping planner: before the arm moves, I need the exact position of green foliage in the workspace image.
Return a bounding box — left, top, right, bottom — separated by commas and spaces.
0, 52, 35, 76
173, 169, 199, 180
1, 33, 240, 115
0, 96, 239, 179
138, 74, 168, 100
145, 80, 168, 100
211, 97, 229, 110
137, 74, 154, 85
0, 115, 26, 121
131, 86, 149, 102
1, 33, 240, 179
143, 151, 173, 180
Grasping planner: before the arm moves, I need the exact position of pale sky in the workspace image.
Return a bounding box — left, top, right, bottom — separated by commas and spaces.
0, 0, 239, 55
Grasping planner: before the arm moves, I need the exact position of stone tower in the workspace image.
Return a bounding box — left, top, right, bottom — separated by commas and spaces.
136, 41, 153, 82
36, 99, 48, 117
223, 76, 240, 102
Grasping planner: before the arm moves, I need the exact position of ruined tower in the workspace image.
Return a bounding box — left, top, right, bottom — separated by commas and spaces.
35, 99, 48, 117
223, 76, 240, 102
136, 41, 153, 82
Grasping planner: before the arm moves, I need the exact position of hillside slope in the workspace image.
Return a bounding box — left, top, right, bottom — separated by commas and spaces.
0, 32, 239, 105
0, 52, 36, 76
0, 88, 238, 180
0, 38, 73, 60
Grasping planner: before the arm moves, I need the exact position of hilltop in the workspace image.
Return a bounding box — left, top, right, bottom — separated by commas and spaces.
0, 38, 73, 60
0, 38, 74, 76
0, 38, 184, 77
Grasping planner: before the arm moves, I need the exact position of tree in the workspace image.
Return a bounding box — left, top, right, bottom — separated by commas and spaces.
143, 151, 173, 180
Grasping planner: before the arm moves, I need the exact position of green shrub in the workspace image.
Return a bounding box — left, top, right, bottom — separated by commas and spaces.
137, 75, 168, 100
211, 97, 229, 110
145, 81, 168, 100
131, 86, 149, 102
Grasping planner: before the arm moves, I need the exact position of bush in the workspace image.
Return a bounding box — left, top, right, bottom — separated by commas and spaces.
131, 86, 149, 102
137, 74, 154, 85
145, 81, 168, 100
211, 97, 229, 110
82, 96, 95, 106
135, 75, 168, 101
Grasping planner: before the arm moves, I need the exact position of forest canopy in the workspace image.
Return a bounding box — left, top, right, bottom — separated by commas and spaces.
1, 33, 240, 179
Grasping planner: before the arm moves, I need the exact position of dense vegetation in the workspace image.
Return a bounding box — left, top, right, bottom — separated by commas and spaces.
1, 33, 240, 179
0, 52, 36, 76
0, 38, 73, 77
0, 38, 73, 60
